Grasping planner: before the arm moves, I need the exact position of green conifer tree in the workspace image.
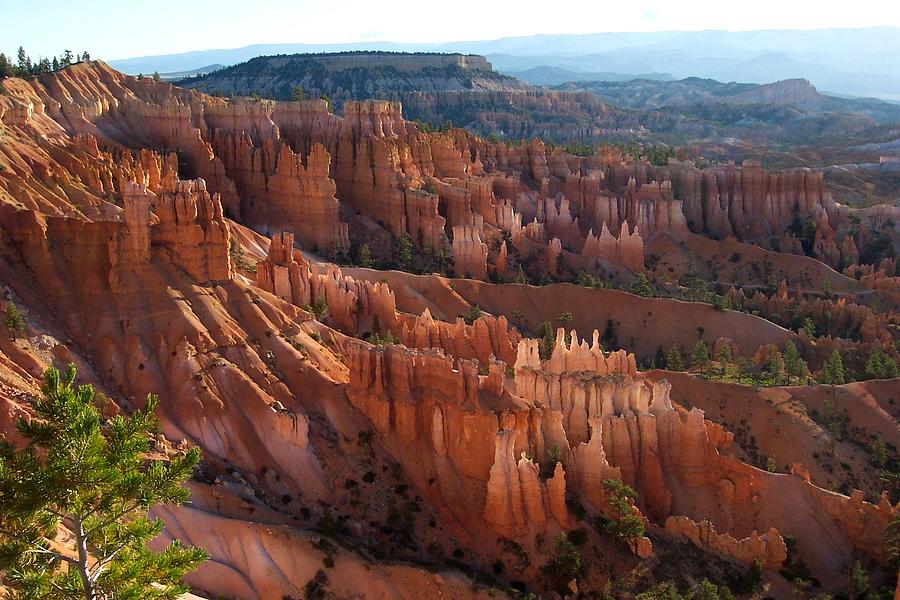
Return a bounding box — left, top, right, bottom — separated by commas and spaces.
357, 243, 373, 268
3, 302, 26, 338
783, 340, 808, 382
540, 321, 556, 360
515, 265, 528, 284
803, 317, 816, 338
397, 233, 413, 272
0, 53, 14, 78
691, 340, 709, 376
628, 272, 653, 297
601, 479, 645, 544
665, 345, 684, 371
865, 347, 899, 380
0, 365, 207, 599
819, 348, 846, 385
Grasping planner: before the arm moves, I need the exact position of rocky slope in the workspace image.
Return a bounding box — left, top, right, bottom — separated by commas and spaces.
0, 62, 897, 599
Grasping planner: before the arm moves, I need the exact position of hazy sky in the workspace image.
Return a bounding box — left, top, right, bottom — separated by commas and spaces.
4, 0, 900, 60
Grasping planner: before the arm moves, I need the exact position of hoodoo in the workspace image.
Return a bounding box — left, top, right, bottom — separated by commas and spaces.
0, 46, 898, 600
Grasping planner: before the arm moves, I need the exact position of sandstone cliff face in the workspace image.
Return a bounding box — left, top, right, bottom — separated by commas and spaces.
664, 516, 787, 570
345, 326, 896, 574
452, 224, 489, 279
256, 231, 397, 335
0, 62, 854, 286
397, 309, 521, 367
208, 133, 348, 251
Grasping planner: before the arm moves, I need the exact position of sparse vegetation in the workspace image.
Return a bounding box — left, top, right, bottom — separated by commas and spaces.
3, 301, 26, 338
0, 365, 207, 599
601, 478, 645, 545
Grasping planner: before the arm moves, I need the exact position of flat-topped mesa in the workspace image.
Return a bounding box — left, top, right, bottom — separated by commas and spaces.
124, 178, 233, 282
664, 516, 787, 570
256, 232, 397, 334
581, 222, 644, 273
397, 309, 521, 366
311, 52, 492, 73
451, 224, 488, 279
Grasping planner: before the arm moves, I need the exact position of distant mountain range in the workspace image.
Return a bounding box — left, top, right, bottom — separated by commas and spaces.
109, 27, 900, 100
507, 66, 674, 86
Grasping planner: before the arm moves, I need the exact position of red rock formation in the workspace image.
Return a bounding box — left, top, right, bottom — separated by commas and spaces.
142, 179, 233, 282
452, 225, 488, 279
664, 516, 787, 569
397, 309, 520, 366
209, 133, 348, 251
581, 222, 644, 272
256, 231, 397, 334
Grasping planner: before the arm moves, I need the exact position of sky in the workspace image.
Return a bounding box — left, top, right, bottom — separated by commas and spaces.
3, 0, 900, 61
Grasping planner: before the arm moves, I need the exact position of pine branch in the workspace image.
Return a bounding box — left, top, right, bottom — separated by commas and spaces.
84, 501, 142, 538
0, 527, 77, 565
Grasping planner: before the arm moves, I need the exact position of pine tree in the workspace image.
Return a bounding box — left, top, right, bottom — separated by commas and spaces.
0, 365, 207, 599
756, 344, 785, 384
665, 345, 684, 371
62, 50, 74, 66
3, 301, 25, 338
691, 340, 709, 376
601, 479, 645, 544
16, 46, 28, 74
783, 340, 807, 382
803, 317, 816, 338
0, 53, 14, 77
82, 51, 91, 62
357, 243, 373, 268
819, 348, 846, 385
397, 233, 413, 272
290, 85, 305, 101
628, 272, 653, 297
716, 343, 733, 365
539, 321, 556, 360
515, 265, 528, 284
52, 56, 60, 72
153, 71, 161, 82
865, 347, 899, 380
